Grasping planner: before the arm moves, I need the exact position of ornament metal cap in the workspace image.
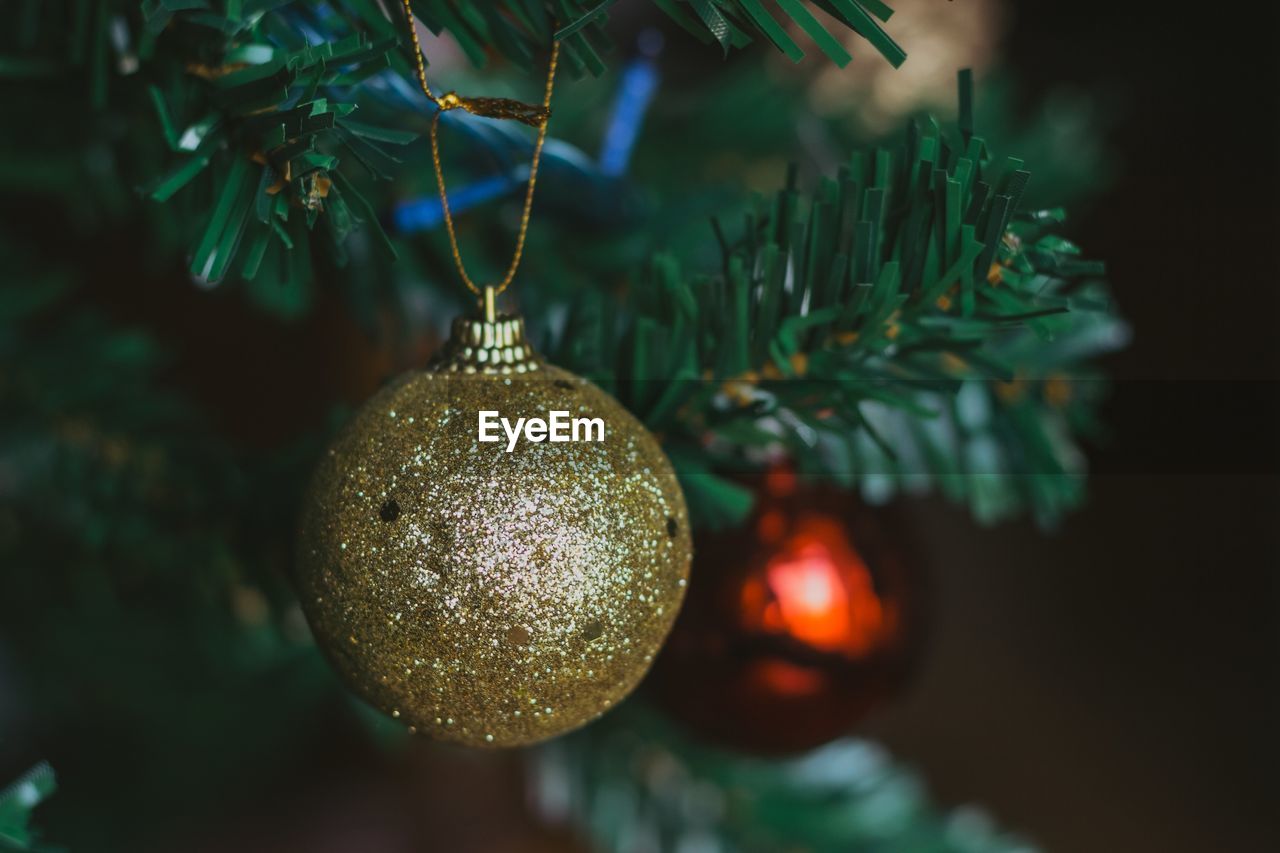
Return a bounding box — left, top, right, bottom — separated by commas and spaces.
432, 286, 540, 374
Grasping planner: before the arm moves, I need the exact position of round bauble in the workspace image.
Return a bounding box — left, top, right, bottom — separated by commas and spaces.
297, 311, 691, 747
648, 467, 922, 755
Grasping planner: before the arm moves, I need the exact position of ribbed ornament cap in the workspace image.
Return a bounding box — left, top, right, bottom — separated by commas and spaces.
431, 292, 540, 375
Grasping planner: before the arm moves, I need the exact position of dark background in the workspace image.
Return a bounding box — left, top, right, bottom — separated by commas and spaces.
864, 4, 1279, 851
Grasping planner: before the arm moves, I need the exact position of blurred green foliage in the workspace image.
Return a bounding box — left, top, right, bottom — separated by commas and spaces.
537, 706, 1039, 853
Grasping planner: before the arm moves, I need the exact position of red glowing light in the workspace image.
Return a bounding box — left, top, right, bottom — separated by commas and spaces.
740, 516, 886, 657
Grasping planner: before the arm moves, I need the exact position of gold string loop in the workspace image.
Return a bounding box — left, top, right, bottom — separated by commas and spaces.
399, 0, 559, 301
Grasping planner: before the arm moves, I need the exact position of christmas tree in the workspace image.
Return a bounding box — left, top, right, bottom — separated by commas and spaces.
16, 1, 1262, 851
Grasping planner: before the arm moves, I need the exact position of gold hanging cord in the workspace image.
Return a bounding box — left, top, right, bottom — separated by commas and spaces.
398, 0, 559, 314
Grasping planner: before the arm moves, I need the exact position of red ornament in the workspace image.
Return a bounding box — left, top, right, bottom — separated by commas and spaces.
647, 468, 923, 754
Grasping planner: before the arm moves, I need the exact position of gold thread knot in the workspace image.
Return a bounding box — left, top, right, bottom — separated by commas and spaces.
444, 95, 550, 128
400, 0, 558, 300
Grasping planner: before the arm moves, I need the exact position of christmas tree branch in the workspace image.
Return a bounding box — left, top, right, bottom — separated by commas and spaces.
554, 80, 1127, 526
404, 0, 905, 73
537, 706, 1038, 852
144, 7, 418, 309
1, 3, 420, 316
0, 1, 906, 318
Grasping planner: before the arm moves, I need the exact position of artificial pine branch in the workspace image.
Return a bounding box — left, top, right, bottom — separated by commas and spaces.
144, 7, 418, 308
539, 705, 1037, 852
403, 0, 905, 72
1, 3, 417, 315
554, 78, 1127, 526
0, 1, 904, 317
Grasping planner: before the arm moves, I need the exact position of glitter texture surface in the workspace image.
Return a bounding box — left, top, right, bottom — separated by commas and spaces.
297, 355, 691, 748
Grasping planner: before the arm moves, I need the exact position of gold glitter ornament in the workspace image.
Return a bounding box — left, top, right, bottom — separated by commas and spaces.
296, 304, 692, 747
